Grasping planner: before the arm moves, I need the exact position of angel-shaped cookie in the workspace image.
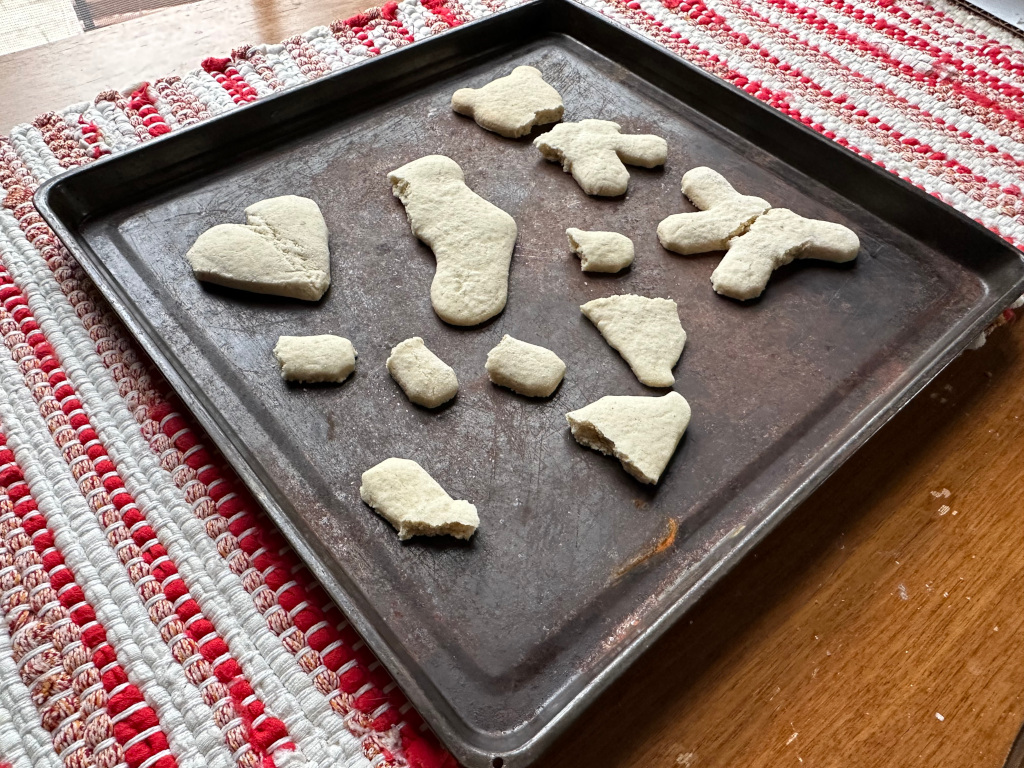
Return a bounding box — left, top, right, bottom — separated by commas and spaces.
535, 119, 667, 196
710, 208, 860, 300
658, 167, 859, 300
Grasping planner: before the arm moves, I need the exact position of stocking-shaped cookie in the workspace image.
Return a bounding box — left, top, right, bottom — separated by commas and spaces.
388, 155, 518, 326
360, 458, 479, 540
657, 167, 770, 255
711, 208, 860, 300
451, 66, 564, 138
534, 119, 667, 196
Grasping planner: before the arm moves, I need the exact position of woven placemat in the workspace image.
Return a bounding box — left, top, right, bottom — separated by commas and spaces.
0, 1, 1021, 767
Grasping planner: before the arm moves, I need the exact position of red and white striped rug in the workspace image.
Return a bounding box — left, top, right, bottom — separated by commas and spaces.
0, 1, 1021, 767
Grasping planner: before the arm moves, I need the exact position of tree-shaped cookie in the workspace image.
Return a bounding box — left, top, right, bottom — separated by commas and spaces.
451, 66, 564, 138
657, 167, 770, 254
581, 294, 686, 387
534, 119, 668, 196
711, 208, 860, 300
566, 392, 691, 485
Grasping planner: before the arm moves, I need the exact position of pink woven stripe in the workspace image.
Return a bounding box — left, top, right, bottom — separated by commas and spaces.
153, 78, 215, 126
32, 113, 91, 170
200, 62, 260, 105
0, 139, 455, 768
92, 91, 152, 145
0, 262, 295, 768
1, 3, 1023, 768
0, 430, 176, 768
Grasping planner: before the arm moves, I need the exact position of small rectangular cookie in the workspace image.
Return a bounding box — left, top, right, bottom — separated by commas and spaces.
273, 335, 356, 383
485, 334, 566, 397
386, 337, 459, 408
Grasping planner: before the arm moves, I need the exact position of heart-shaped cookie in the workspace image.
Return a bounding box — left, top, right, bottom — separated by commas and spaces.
186, 195, 330, 301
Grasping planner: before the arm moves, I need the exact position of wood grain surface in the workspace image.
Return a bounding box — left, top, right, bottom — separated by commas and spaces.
2, 3, 1023, 765
536, 322, 1024, 768
0, 0, 368, 132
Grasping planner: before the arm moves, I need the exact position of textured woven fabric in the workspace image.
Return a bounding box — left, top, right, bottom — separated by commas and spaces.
0, 1, 1021, 767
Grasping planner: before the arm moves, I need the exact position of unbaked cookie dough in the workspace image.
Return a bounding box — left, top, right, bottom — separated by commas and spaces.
451, 66, 564, 138
657, 167, 770, 255
534, 119, 668, 196
581, 294, 686, 387
485, 335, 566, 397
711, 208, 860, 300
186, 195, 330, 301
566, 391, 691, 485
273, 335, 356, 383
386, 337, 459, 408
388, 155, 518, 326
566, 228, 634, 273
359, 458, 479, 540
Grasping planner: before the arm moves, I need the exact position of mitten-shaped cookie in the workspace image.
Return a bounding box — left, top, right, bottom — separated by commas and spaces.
451, 66, 564, 138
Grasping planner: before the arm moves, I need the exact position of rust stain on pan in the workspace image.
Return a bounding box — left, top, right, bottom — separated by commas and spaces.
614, 518, 679, 580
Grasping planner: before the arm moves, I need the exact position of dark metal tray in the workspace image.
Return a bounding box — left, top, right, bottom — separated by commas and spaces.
36, 2, 1024, 765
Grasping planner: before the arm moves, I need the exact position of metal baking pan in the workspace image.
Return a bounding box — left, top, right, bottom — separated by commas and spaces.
36, 1, 1024, 765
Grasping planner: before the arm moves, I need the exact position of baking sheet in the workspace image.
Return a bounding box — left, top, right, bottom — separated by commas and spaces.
37, 2, 1024, 765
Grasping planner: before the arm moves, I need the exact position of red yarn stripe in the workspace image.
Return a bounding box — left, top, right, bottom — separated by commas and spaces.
416, 0, 462, 28
76, 116, 110, 161
0, 431, 177, 768
151, 405, 455, 768
202, 59, 260, 105
127, 84, 172, 139
0, 267, 294, 768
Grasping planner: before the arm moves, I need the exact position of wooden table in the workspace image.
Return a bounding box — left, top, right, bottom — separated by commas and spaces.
3, 4, 1023, 765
